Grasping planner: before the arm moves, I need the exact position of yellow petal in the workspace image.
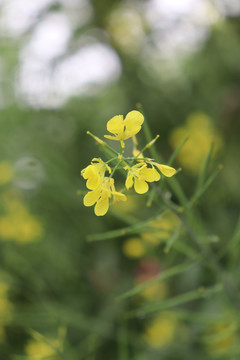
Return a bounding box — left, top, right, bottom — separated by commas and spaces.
81, 165, 92, 179
106, 115, 124, 135
124, 111, 144, 139
155, 164, 177, 177
125, 174, 133, 190
104, 135, 119, 141
140, 167, 160, 182
113, 191, 127, 202
83, 189, 100, 207
134, 178, 149, 194
86, 174, 100, 190
94, 196, 109, 216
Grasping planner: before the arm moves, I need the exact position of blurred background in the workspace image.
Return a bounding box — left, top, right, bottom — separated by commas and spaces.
0, 0, 240, 359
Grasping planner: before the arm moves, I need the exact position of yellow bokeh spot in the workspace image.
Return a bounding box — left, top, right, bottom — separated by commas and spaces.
142, 210, 180, 244
0, 193, 43, 243
143, 312, 178, 348
25, 339, 60, 359
203, 319, 237, 355
169, 112, 224, 174
123, 238, 146, 258
0, 162, 14, 185
0, 280, 13, 325
107, 5, 144, 53
140, 282, 167, 301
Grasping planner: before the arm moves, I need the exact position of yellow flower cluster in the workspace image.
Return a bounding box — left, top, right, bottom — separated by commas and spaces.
0, 161, 14, 185
0, 278, 13, 342
169, 112, 224, 174
0, 191, 43, 243
203, 317, 238, 355
143, 312, 178, 348
81, 110, 177, 216
25, 338, 61, 359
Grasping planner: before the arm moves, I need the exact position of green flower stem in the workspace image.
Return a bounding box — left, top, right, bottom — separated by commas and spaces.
106, 157, 118, 164
109, 159, 122, 179
117, 259, 199, 301
126, 284, 223, 319
138, 134, 160, 157
87, 131, 118, 156
160, 193, 240, 312
167, 136, 189, 167
136, 104, 161, 161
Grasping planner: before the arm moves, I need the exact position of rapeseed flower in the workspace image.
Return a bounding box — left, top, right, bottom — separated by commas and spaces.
203, 317, 237, 355
25, 338, 61, 359
143, 312, 178, 348
125, 163, 160, 194
125, 161, 176, 194
0, 161, 14, 185
82, 109, 178, 215
104, 110, 144, 147
0, 198, 43, 243
135, 259, 167, 301
169, 112, 223, 174
123, 237, 146, 258
84, 177, 127, 216
81, 158, 111, 190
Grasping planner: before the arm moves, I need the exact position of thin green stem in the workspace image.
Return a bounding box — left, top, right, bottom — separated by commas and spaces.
160, 193, 240, 311
106, 157, 118, 164
87, 131, 118, 156
109, 159, 122, 179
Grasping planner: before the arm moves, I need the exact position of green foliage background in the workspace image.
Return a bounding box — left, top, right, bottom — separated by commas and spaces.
0, 1, 240, 359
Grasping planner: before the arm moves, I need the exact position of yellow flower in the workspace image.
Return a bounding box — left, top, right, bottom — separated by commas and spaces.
143, 312, 178, 348
81, 158, 111, 190
149, 161, 177, 177
169, 112, 224, 174
125, 161, 176, 194
142, 210, 180, 244
104, 110, 144, 147
83, 177, 127, 216
0, 162, 14, 185
140, 282, 167, 301
25, 338, 60, 359
0, 280, 13, 326
123, 237, 146, 258
125, 163, 160, 194
203, 318, 237, 355
0, 207, 43, 243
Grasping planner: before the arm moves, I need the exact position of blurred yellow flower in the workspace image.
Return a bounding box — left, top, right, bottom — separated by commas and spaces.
0, 280, 13, 328
25, 338, 60, 359
83, 177, 127, 216
169, 112, 224, 174
0, 205, 43, 243
140, 282, 167, 301
203, 318, 238, 355
134, 258, 167, 301
0, 161, 14, 185
142, 210, 180, 245
104, 110, 144, 147
143, 312, 178, 348
107, 6, 144, 53
111, 195, 141, 214
123, 237, 146, 258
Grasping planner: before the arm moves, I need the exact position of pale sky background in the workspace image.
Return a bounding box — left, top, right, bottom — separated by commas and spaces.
0, 0, 239, 108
